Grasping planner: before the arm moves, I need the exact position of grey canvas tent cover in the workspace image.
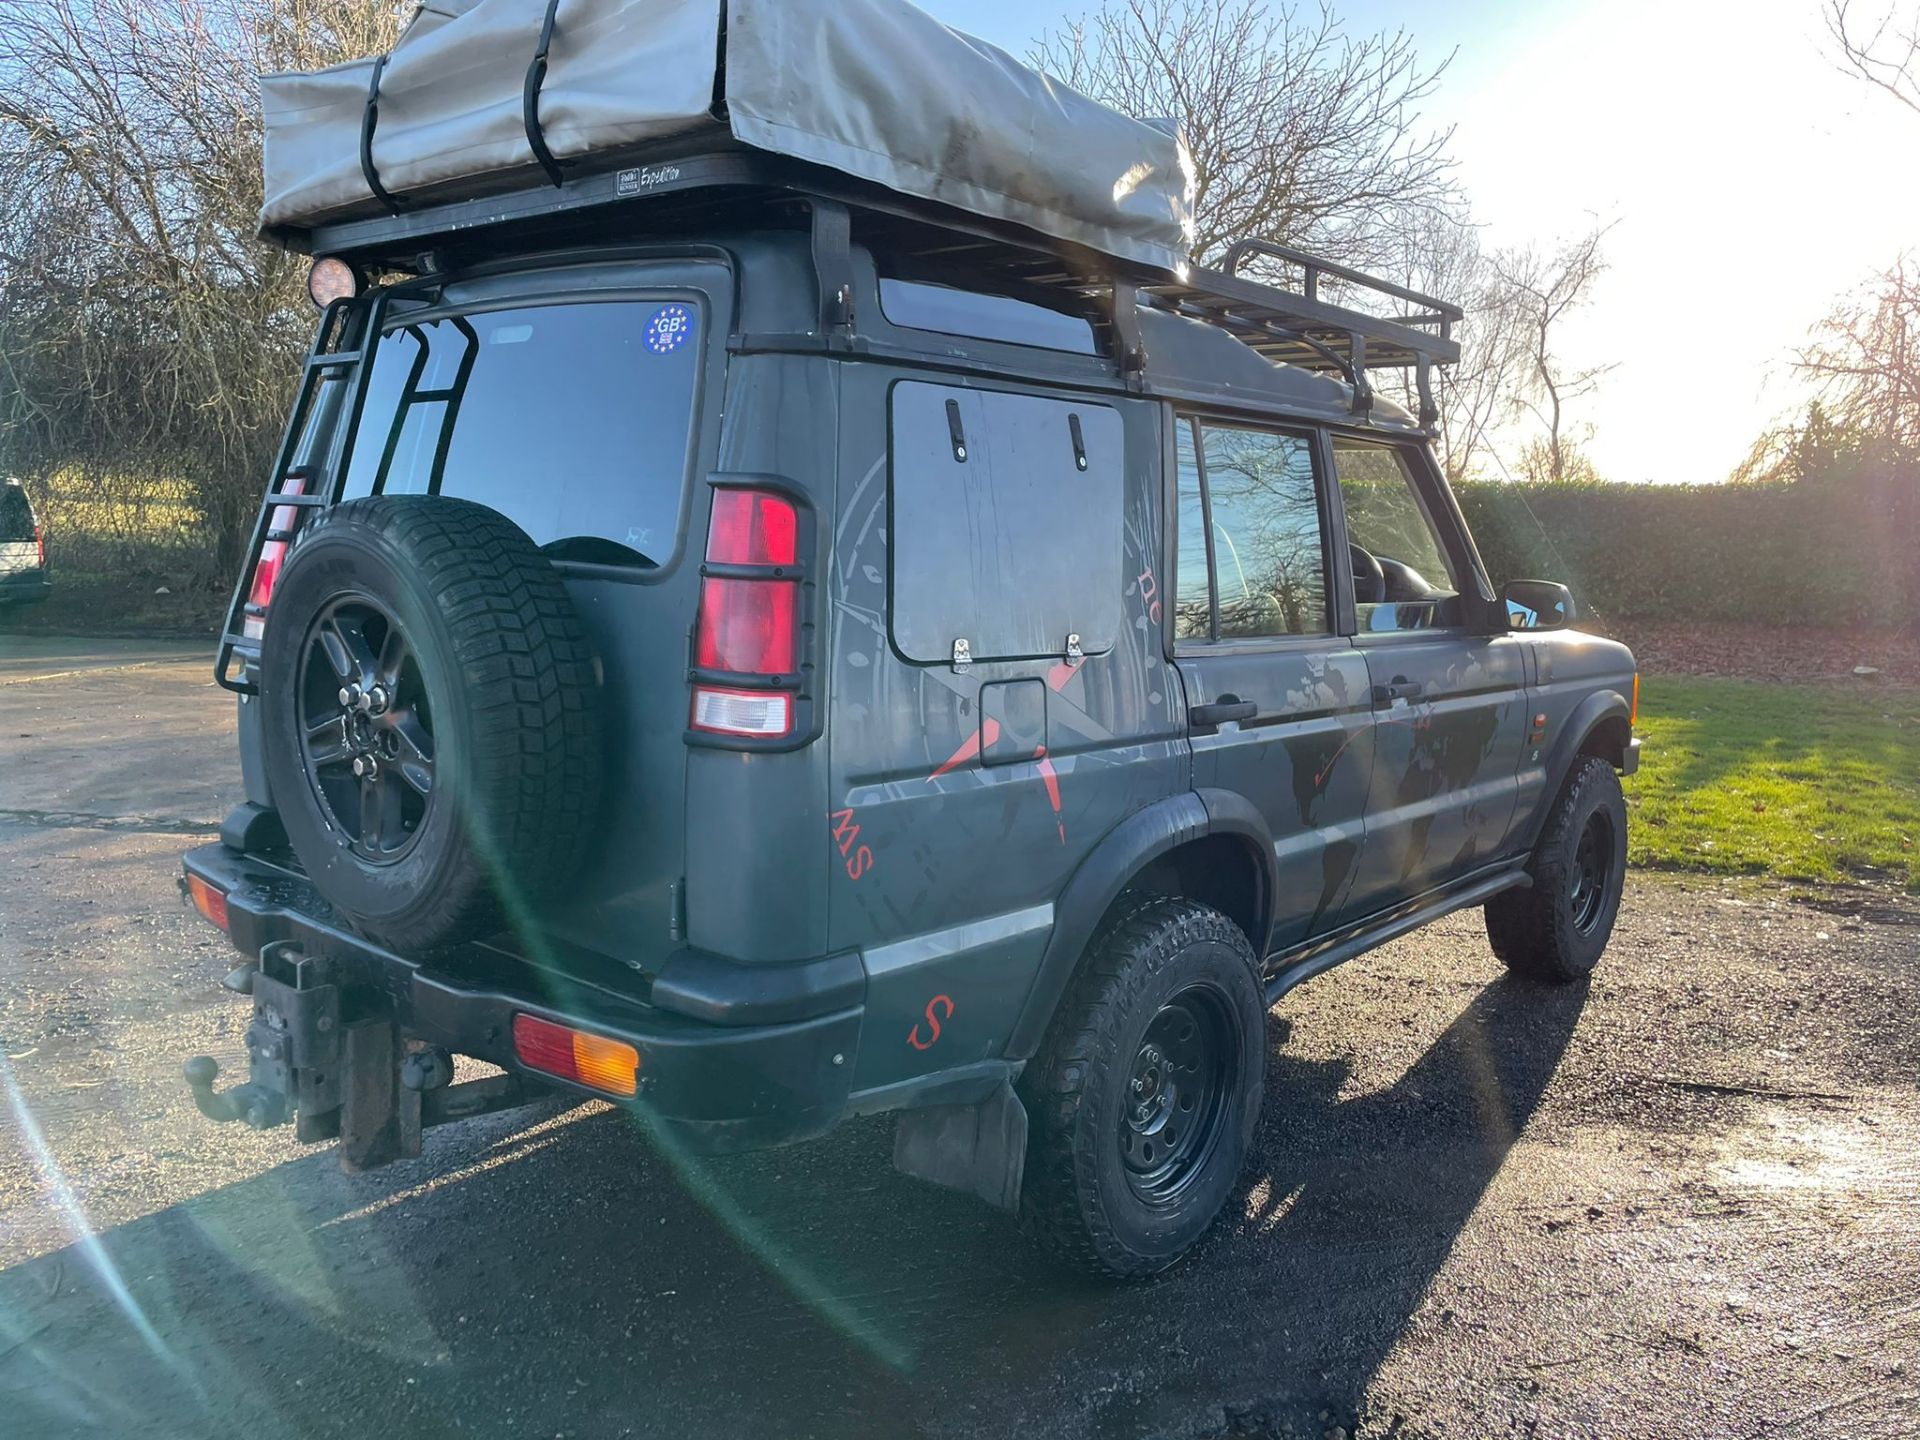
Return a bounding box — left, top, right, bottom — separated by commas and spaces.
258, 0, 1195, 270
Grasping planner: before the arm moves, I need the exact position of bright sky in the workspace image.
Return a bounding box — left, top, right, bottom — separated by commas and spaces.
916, 0, 1920, 483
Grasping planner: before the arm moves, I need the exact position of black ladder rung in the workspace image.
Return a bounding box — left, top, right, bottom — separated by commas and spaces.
305, 350, 366, 371
265, 528, 297, 543
263, 492, 330, 509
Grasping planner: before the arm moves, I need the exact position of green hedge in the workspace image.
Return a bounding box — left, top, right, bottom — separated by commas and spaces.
1454, 467, 1920, 628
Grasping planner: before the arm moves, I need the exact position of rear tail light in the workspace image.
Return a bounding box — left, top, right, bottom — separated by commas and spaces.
691, 686, 793, 738
242, 475, 308, 641
689, 486, 804, 740
33, 525, 45, 569
512, 1014, 639, 1097
694, 578, 797, 674
707, 488, 798, 566
186, 875, 230, 933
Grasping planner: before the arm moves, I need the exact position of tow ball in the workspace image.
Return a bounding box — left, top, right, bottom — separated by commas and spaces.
183, 1055, 293, 1130
180, 942, 536, 1171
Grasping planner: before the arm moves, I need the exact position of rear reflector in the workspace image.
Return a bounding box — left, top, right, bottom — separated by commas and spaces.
691, 686, 793, 738
187, 875, 230, 933
512, 1014, 639, 1098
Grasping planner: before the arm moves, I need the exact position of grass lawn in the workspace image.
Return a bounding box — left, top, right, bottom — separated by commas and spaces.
1628, 675, 1920, 891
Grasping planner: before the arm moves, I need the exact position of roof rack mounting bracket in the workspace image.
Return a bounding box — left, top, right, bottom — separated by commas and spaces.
1415, 351, 1438, 431
522, 0, 569, 190
809, 199, 856, 347
1348, 331, 1373, 418
1106, 282, 1148, 386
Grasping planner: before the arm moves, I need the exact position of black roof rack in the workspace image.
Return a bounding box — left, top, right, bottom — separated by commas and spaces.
293, 146, 1460, 426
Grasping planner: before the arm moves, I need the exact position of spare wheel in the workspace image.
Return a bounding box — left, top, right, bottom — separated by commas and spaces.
258, 496, 603, 952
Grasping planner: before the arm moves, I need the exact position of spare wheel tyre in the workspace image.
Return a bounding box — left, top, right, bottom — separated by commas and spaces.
258, 496, 603, 952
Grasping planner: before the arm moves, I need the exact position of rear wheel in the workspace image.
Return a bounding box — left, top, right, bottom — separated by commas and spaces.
1018, 897, 1265, 1277
259, 497, 602, 952
1485, 755, 1628, 982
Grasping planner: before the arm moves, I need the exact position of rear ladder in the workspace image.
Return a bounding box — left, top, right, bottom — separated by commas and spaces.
215, 293, 391, 694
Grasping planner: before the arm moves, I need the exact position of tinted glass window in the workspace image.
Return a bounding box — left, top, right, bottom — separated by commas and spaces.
1172, 421, 1210, 641
1331, 438, 1460, 632
890, 382, 1124, 662
879, 279, 1098, 354
0, 486, 34, 543
1202, 425, 1328, 637
1172, 419, 1329, 642
342, 300, 702, 566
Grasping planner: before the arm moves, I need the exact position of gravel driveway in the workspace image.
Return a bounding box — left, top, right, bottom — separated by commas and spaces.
2, 640, 1915, 1439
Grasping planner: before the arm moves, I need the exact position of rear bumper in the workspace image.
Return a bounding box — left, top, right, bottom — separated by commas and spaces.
182, 843, 861, 1152
0, 571, 51, 604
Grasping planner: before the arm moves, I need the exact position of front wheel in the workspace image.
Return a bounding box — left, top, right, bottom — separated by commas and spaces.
1018, 897, 1266, 1278
1485, 755, 1628, 982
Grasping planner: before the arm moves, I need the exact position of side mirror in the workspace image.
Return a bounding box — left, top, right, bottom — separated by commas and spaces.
1498, 579, 1575, 631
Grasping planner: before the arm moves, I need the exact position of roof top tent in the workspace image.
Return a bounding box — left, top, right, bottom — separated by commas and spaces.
258, 0, 1460, 417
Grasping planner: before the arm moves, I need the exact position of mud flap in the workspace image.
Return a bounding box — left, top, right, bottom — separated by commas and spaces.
891, 1080, 1027, 1212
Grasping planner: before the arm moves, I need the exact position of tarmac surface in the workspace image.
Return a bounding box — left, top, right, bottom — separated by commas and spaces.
1, 638, 1916, 1439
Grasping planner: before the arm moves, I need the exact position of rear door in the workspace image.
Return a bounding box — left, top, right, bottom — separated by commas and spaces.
1170, 415, 1373, 954
1329, 434, 1527, 917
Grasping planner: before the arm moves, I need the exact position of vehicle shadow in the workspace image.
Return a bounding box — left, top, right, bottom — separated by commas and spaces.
0, 974, 1585, 1440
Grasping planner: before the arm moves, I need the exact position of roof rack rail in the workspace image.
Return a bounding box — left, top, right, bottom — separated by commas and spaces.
287, 147, 1461, 427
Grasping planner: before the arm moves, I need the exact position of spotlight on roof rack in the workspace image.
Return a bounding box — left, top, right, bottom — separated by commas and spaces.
307, 256, 362, 310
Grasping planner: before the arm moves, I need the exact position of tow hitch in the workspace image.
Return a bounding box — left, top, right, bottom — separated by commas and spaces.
184, 941, 540, 1171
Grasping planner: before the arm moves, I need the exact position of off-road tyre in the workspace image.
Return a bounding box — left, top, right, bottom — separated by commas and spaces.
1485, 754, 1627, 982
259, 496, 602, 952
1018, 896, 1265, 1278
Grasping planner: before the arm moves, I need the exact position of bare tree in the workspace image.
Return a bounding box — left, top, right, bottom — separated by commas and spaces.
1798, 255, 1920, 455
1032, 0, 1463, 268
1493, 224, 1615, 484
1375, 214, 1532, 482
0, 0, 404, 580
1826, 1, 1920, 117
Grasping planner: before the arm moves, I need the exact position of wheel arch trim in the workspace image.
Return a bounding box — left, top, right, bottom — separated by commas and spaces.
1003, 790, 1277, 1061
1520, 689, 1632, 852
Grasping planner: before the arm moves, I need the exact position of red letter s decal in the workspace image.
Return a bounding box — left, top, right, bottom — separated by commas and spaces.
907, 994, 954, 1051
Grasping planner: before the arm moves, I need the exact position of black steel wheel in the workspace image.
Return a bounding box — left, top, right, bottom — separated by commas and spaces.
1120, 986, 1238, 1207
1019, 896, 1266, 1278
1567, 809, 1616, 936
297, 596, 437, 865
259, 497, 602, 953
1486, 754, 1629, 982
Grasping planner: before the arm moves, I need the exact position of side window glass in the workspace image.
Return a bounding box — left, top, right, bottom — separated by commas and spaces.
1173, 420, 1211, 641
1172, 417, 1330, 642
1201, 425, 1328, 637
1331, 439, 1462, 633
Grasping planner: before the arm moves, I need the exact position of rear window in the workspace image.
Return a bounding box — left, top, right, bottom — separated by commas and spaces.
0, 485, 33, 543
341, 298, 702, 567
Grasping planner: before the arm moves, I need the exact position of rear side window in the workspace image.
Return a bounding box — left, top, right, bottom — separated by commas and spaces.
890, 382, 1124, 663
341, 299, 702, 567
1172, 417, 1330, 643
0, 486, 33, 543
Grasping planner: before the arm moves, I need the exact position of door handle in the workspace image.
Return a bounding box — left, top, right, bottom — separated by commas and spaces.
1371, 677, 1421, 708
1189, 697, 1258, 728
